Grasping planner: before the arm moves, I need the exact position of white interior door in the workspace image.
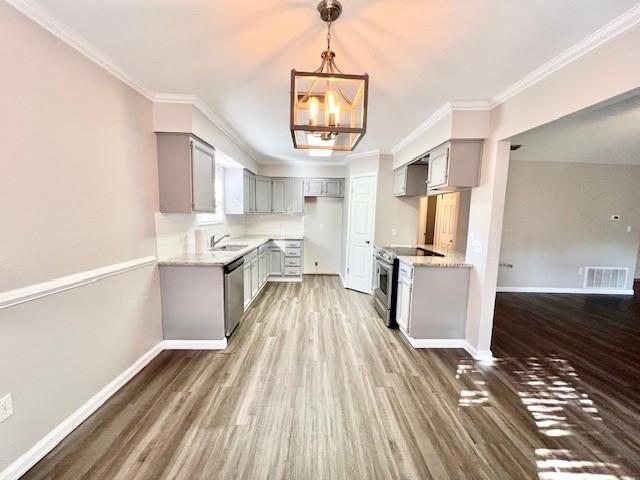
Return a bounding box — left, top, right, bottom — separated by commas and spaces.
347, 175, 376, 293
433, 192, 459, 250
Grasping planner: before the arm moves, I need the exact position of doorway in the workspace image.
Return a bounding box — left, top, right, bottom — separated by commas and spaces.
345, 174, 377, 294
417, 191, 471, 252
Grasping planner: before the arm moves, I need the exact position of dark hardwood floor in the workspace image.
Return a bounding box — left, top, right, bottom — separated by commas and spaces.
22, 277, 640, 479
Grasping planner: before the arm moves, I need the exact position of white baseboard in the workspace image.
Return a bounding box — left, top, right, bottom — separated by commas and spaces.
267, 277, 302, 283
0, 342, 164, 480
463, 341, 494, 362
162, 339, 227, 350
0, 338, 228, 480
497, 286, 634, 295
399, 330, 494, 362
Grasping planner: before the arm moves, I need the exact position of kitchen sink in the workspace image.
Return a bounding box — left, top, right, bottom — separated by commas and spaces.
211, 244, 248, 252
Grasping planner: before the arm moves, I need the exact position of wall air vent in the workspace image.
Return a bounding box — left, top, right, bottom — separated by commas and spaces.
583, 267, 628, 289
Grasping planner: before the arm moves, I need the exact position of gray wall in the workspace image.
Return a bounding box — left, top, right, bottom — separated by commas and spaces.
0, 3, 162, 471
498, 161, 640, 290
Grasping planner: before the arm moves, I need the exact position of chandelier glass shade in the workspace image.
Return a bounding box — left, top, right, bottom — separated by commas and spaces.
290, 0, 368, 153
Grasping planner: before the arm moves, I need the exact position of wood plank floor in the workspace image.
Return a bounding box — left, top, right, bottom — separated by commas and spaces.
23, 277, 640, 479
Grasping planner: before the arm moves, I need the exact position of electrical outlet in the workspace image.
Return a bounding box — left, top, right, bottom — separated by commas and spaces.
578, 267, 584, 276
610, 215, 621, 222
391, 228, 398, 237
0, 394, 13, 423
627, 225, 633, 233
314, 261, 318, 267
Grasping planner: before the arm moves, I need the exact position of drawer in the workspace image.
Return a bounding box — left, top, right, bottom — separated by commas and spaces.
284, 247, 301, 257
284, 266, 301, 276
284, 240, 302, 248
284, 257, 300, 267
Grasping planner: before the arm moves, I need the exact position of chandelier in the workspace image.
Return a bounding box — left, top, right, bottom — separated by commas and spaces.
290, 0, 369, 154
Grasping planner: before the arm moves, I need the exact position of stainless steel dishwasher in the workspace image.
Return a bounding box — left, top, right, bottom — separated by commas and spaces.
224, 257, 245, 337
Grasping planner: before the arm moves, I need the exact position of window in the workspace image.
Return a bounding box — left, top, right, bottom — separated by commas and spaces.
197, 165, 224, 225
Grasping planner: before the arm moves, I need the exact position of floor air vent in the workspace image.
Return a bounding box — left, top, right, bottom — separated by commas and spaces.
583, 267, 628, 289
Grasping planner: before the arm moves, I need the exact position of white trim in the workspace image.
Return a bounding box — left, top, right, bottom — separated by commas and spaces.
344, 173, 378, 294
344, 149, 381, 161
391, 103, 452, 155
496, 286, 634, 295
489, 4, 640, 107
338, 272, 347, 289
463, 341, 494, 362
162, 339, 227, 350
0, 256, 157, 310
153, 93, 259, 162
0, 342, 164, 480
5, 0, 154, 100
268, 277, 303, 283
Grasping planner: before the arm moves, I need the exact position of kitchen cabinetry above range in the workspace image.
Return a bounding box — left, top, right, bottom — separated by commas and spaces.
393, 162, 428, 197
157, 133, 216, 213
426, 141, 482, 195
392, 140, 483, 198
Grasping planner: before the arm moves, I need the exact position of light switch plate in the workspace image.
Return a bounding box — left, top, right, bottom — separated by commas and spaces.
627, 225, 633, 233
0, 393, 13, 423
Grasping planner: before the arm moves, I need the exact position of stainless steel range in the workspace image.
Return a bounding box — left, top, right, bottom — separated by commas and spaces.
372, 245, 444, 327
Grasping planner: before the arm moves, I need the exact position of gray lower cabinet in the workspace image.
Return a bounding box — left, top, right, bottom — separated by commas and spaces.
396, 260, 470, 340
269, 246, 284, 276
243, 261, 252, 309
157, 133, 216, 213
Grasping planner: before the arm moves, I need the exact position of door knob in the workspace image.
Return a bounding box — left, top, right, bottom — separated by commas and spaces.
365, 240, 370, 244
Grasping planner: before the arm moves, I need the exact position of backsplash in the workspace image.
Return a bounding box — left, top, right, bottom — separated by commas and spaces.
155, 213, 246, 259
244, 214, 304, 236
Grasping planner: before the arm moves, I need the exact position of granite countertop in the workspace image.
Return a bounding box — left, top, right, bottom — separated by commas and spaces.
397, 244, 472, 269
157, 234, 304, 267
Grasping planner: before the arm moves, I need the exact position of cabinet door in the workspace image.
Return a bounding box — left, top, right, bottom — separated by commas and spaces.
190, 140, 216, 212
269, 248, 284, 276
255, 176, 272, 213
393, 167, 407, 196
251, 259, 259, 297
304, 179, 323, 197
287, 178, 304, 215
271, 178, 287, 213
396, 281, 411, 333
243, 172, 254, 214
259, 252, 268, 286
323, 179, 343, 197
428, 145, 450, 188
243, 264, 252, 309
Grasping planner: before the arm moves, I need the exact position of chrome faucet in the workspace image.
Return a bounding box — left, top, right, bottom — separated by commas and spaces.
210, 234, 230, 248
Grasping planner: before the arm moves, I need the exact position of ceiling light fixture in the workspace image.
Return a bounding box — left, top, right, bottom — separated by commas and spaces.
290, 0, 369, 154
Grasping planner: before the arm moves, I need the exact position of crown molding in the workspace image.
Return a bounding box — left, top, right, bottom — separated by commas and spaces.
153, 93, 259, 161
490, 3, 640, 107
345, 149, 381, 161
6, 0, 155, 100
259, 159, 348, 167
390, 101, 490, 154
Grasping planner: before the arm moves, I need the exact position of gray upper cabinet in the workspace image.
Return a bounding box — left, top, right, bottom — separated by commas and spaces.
224, 168, 255, 214
393, 163, 427, 197
304, 178, 324, 196
426, 141, 482, 195
255, 176, 272, 213
157, 133, 216, 213
271, 178, 287, 214
304, 178, 345, 198
323, 178, 343, 197
287, 178, 304, 215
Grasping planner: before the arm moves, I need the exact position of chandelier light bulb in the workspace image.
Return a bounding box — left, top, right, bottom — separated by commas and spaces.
308, 97, 320, 126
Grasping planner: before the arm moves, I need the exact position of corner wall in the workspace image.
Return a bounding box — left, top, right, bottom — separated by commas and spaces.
0, 3, 162, 473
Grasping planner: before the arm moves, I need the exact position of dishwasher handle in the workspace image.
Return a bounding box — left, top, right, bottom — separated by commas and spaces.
224, 257, 244, 273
